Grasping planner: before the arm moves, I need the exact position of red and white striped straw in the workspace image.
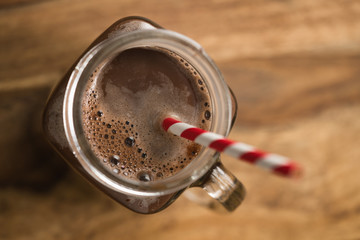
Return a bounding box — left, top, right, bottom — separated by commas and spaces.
162, 117, 302, 178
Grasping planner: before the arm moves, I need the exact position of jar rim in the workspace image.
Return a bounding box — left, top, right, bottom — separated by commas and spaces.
63, 28, 232, 196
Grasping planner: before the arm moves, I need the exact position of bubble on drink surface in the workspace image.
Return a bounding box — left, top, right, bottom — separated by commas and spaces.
137, 171, 153, 182
97, 111, 103, 117
204, 110, 211, 120
110, 155, 120, 165
125, 137, 135, 147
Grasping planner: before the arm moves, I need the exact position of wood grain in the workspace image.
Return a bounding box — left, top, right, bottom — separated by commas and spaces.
1, 0, 360, 239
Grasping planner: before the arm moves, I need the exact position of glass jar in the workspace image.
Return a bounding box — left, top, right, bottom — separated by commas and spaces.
43, 16, 245, 213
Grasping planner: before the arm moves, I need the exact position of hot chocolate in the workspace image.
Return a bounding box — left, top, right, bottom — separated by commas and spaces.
81, 47, 212, 182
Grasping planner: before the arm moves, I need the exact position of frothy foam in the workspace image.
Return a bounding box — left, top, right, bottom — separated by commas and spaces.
81, 47, 212, 182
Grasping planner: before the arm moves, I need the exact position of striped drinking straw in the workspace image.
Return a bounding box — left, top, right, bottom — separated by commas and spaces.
162, 117, 302, 178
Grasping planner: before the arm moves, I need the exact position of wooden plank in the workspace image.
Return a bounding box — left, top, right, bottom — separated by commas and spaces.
1, 0, 360, 81
222, 56, 360, 125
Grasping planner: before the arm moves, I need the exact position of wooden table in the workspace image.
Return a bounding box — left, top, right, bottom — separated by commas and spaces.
1, 0, 360, 239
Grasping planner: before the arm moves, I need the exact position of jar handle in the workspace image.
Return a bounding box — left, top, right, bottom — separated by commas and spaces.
189, 160, 246, 212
